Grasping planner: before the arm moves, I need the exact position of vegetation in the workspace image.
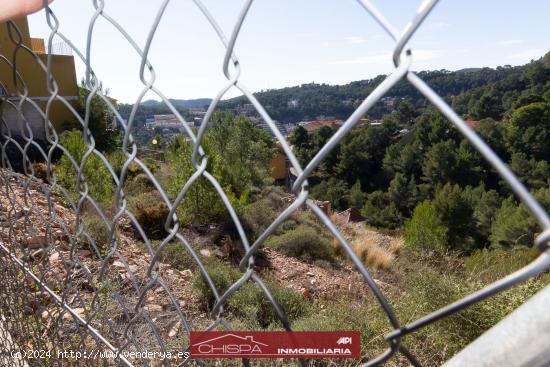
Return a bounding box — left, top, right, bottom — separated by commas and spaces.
81, 214, 112, 255
47, 52, 550, 366
265, 224, 334, 263
288, 52, 550, 254
54, 129, 115, 205
129, 191, 170, 240
166, 111, 274, 224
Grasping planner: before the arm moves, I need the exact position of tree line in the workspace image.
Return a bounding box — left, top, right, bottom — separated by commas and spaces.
291, 52, 550, 253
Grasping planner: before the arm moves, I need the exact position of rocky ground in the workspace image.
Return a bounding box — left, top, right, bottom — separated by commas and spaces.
0, 170, 404, 366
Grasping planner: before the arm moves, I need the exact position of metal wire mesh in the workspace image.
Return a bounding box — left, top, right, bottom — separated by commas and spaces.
0, 0, 549, 366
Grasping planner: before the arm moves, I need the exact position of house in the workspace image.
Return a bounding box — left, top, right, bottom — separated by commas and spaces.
465, 120, 479, 129
300, 120, 343, 134
269, 142, 287, 181
334, 208, 366, 224
0, 16, 78, 141
148, 114, 190, 137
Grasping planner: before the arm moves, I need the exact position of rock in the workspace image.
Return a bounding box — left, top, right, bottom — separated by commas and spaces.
168, 321, 180, 338
54, 229, 66, 239
112, 260, 126, 268
62, 308, 85, 321
55, 240, 70, 251
49, 252, 60, 263
200, 249, 211, 257
41, 309, 58, 320
31, 249, 46, 261
79, 250, 92, 258
145, 304, 163, 312
301, 288, 311, 301
24, 235, 47, 249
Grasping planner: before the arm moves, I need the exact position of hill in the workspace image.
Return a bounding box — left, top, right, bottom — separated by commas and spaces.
141, 98, 212, 108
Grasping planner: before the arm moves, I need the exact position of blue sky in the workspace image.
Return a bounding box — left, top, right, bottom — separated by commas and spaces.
28, 0, 550, 103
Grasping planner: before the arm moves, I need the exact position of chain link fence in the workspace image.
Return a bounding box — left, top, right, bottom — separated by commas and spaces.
0, 0, 549, 366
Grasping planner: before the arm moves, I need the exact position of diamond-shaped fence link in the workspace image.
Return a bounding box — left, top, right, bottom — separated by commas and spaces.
0, 0, 548, 366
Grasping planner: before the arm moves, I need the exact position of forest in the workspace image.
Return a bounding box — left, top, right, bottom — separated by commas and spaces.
292, 51, 550, 253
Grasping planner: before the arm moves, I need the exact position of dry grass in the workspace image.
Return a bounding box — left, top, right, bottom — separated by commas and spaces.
352, 239, 394, 270
389, 236, 404, 255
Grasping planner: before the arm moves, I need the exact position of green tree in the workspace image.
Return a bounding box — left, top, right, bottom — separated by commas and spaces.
470, 92, 504, 120
490, 188, 550, 248
396, 99, 416, 125
166, 112, 274, 222
336, 124, 391, 188
54, 130, 115, 205
387, 173, 418, 217
383, 142, 422, 181
310, 178, 349, 211
290, 125, 311, 166
347, 180, 366, 209
422, 140, 458, 186
433, 184, 474, 251
361, 191, 403, 229
509, 152, 550, 190
405, 201, 447, 251
77, 82, 120, 153
415, 109, 460, 149
504, 102, 550, 161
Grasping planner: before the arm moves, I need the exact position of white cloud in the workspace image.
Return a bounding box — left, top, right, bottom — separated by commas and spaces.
345, 35, 367, 44
495, 39, 523, 46
509, 48, 545, 61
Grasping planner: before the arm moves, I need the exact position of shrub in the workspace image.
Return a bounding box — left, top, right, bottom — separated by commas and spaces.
54, 130, 115, 205
129, 191, 169, 240
433, 183, 476, 251
490, 188, 550, 248
465, 247, 539, 283
240, 198, 277, 239
125, 173, 154, 196
229, 282, 309, 328
108, 151, 147, 179
361, 191, 403, 229
150, 241, 197, 272
32, 162, 48, 182
193, 259, 241, 309
81, 214, 112, 255
265, 225, 334, 262
405, 201, 447, 251
352, 240, 394, 271
293, 299, 388, 366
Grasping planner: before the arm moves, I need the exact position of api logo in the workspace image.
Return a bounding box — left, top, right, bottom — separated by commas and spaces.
336, 336, 353, 345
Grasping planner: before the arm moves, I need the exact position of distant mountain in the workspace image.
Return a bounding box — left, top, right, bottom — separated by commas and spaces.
140, 98, 212, 108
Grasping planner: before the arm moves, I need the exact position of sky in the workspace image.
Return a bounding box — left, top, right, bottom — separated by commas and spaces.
27, 0, 550, 104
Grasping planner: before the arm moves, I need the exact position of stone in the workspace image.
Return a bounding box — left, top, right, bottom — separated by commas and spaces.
24, 235, 47, 249
181, 269, 193, 279
31, 248, 46, 261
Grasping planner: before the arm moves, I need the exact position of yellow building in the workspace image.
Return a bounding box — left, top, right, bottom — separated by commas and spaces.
270, 142, 288, 181
0, 16, 78, 141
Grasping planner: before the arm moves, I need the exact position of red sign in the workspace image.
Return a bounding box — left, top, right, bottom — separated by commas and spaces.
190, 331, 360, 358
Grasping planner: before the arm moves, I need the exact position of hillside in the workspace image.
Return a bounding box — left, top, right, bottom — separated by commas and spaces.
141, 98, 212, 108
217, 61, 535, 123
119, 53, 549, 126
